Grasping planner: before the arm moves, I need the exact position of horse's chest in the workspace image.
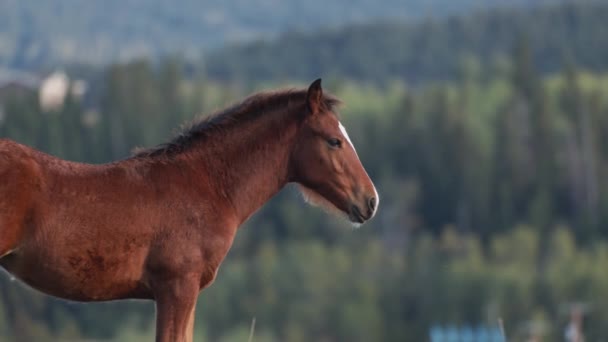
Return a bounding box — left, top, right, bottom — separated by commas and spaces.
143, 227, 237, 290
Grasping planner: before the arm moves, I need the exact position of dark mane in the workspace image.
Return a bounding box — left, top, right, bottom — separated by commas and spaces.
133, 89, 341, 158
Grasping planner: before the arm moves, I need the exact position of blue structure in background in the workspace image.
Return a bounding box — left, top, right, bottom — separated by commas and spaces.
430, 325, 505, 342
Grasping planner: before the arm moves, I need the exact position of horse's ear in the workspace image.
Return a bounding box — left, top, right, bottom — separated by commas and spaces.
307, 78, 323, 114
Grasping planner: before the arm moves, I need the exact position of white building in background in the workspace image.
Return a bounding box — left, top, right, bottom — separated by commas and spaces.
38, 70, 89, 112
0, 68, 88, 117
39, 71, 69, 112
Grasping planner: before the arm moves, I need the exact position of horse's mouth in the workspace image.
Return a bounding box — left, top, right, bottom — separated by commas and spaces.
349, 205, 367, 224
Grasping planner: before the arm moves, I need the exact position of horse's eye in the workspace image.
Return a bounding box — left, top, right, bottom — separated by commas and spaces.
327, 138, 342, 148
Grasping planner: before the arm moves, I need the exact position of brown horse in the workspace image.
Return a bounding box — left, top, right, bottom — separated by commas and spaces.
0, 79, 378, 341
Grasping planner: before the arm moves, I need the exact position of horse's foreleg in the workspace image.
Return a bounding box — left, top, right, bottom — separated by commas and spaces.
153, 276, 199, 342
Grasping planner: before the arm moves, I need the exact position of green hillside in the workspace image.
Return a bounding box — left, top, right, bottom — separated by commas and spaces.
3, 1, 608, 341
4, 53, 608, 340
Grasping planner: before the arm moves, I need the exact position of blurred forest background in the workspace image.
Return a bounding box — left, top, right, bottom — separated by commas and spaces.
1, 1, 608, 341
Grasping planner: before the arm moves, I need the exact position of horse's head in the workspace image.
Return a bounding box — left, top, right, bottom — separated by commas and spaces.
291, 79, 379, 226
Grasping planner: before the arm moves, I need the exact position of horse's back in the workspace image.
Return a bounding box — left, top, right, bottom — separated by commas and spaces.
0, 138, 49, 197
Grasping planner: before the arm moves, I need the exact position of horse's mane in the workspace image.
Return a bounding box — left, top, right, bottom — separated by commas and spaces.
133, 89, 341, 158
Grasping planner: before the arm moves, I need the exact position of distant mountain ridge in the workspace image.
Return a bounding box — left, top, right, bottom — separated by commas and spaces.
0, 0, 571, 69
205, 2, 608, 83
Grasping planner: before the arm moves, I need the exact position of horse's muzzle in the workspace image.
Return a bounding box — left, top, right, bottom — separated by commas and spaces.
349, 195, 377, 224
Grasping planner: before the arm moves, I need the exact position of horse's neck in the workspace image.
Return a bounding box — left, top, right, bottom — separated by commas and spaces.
195, 113, 300, 226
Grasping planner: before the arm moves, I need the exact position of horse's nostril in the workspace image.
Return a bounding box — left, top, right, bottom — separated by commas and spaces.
368, 197, 377, 212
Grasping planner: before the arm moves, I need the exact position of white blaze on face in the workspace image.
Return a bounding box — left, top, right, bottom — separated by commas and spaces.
338, 121, 380, 218
339, 122, 357, 156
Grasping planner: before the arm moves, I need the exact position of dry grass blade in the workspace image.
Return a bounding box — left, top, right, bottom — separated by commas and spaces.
248, 317, 256, 342
498, 318, 506, 341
